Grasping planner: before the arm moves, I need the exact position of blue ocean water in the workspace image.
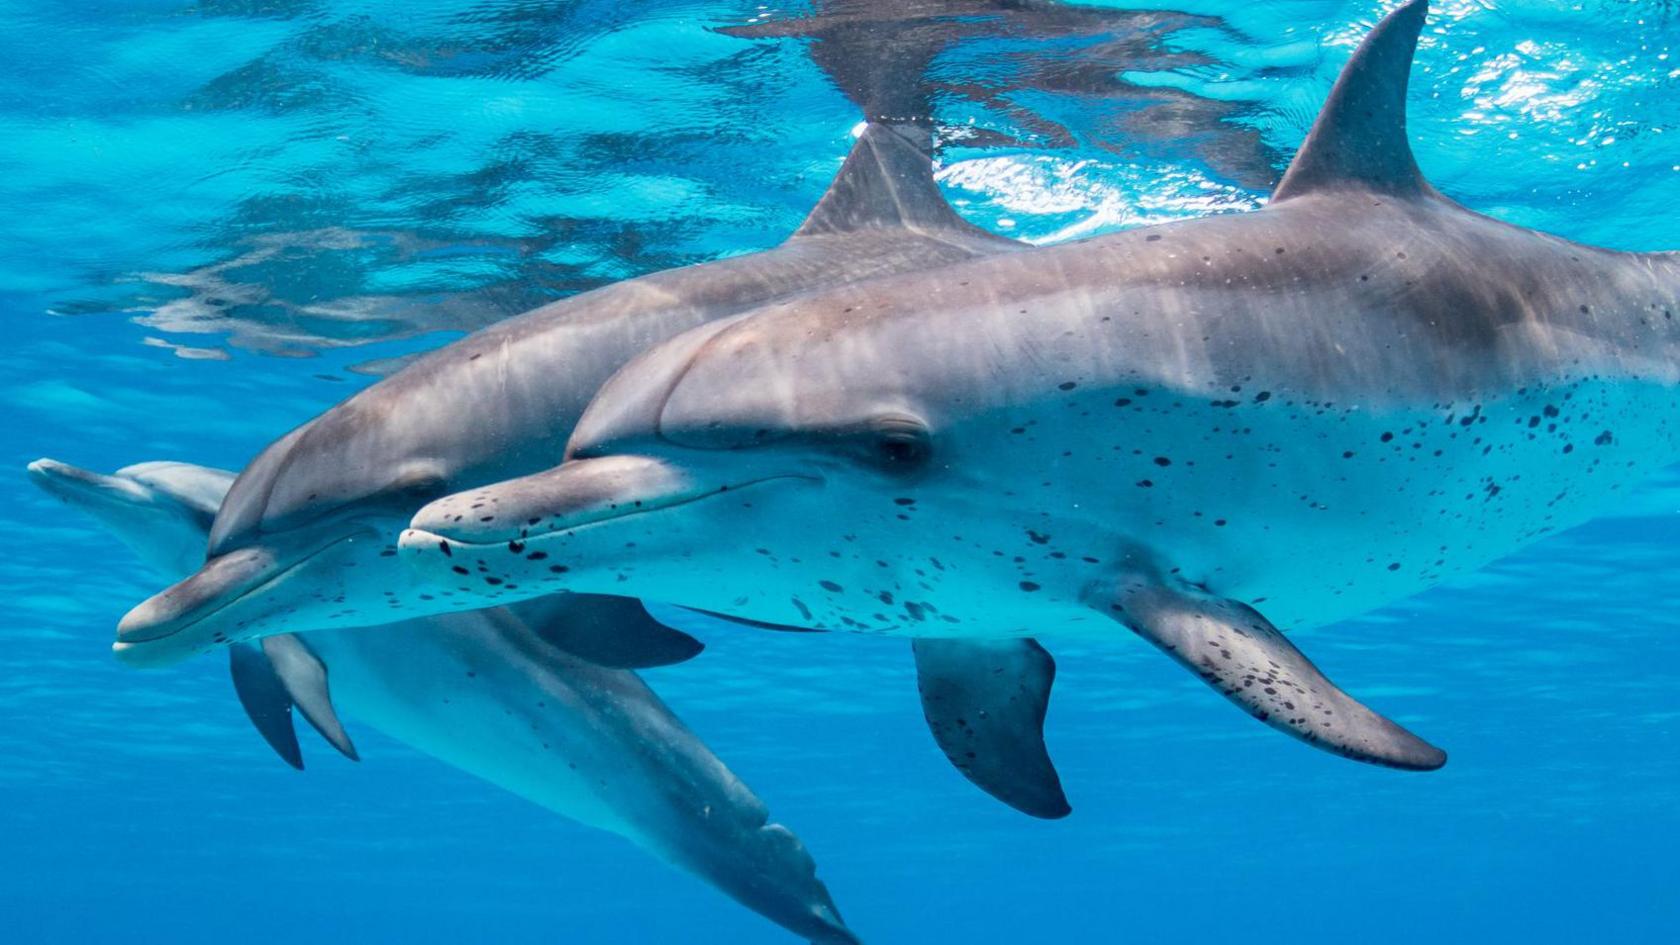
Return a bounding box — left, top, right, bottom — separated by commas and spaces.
4, 0, 1680, 941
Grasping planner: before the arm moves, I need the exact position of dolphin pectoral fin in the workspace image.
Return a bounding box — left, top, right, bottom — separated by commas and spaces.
911, 638, 1071, 819
227, 642, 304, 770
1110, 582, 1445, 771
510, 593, 704, 669
259, 634, 358, 762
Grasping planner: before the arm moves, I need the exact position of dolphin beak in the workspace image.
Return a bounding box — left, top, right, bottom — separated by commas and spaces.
113, 545, 284, 667
27, 458, 145, 507
402, 454, 703, 549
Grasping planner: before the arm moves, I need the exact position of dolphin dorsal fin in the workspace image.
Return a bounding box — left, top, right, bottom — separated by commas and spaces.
793, 122, 978, 238
1271, 0, 1434, 203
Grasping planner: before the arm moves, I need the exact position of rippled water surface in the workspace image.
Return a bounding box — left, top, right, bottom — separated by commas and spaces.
5, 1, 1680, 942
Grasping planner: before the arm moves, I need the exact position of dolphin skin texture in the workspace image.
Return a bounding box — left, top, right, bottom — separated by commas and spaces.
30, 458, 857, 944
113, 121, 1019, 667
402, 1, 1680, 791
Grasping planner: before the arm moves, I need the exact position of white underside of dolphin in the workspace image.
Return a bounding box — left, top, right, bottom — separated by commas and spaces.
398, 0, 1680, 806
28, 457, 857, 944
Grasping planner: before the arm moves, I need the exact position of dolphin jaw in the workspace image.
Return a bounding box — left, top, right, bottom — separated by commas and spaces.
111, 528, 371, 666
27, 458, 152, 508
402, 450, 814, 543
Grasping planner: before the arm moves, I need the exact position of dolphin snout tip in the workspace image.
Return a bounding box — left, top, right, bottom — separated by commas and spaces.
115, 594, 178, 644
26, 457, 94, 493
397, 527, 442, 554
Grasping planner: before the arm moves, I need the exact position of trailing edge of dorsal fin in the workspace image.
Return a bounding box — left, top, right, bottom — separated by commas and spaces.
1271, 0, 1434, 203
793, 122, 983, 238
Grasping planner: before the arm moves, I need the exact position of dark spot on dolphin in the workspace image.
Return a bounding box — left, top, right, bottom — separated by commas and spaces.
1595, 431, 1614, 445
1153, 456, 1172, 466
526, 551, 548, 560
1058, 381, 1077, 391
1026, 530, 1050, 544
508, 540, 525, 553
894, 497, 915, 506
819, 580, 843, 593
1254, 391, 1272, 402
452, 565, 469, 575
1145, 234, 1162, 242
1387, 562, 1401, 571
1115, 397, 1132, 407
548, 564, 569, 574
1381, 432, 1394, 442
1019, 581, 1041, 592
1137, 479, 1154, 488
438, 541, 453, 557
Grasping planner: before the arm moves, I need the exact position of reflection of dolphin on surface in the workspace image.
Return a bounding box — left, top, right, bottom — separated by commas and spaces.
404, 1, 1680, 797
113, 121, 1020, 667
28, 457, 857, 945
721, 0, 1281, 190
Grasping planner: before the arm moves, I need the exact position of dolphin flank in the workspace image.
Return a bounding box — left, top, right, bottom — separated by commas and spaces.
400, 0, 1680, 793
30, 458, 858, 944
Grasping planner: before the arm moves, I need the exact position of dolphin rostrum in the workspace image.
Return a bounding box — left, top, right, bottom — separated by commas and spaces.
30, 457, 857, 944
401, 0, 1680, 807
112, 121, 1019, 668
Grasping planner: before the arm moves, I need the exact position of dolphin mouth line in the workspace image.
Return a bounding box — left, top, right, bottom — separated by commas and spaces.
116, 528, 369, 648
411, 473, 820, 550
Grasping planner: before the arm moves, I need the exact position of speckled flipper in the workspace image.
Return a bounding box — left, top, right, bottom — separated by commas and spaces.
912, 638, 1071, 819
510, 593, 704, 669
1115, 583, 1446, 771
260, 634, 358, 762
227, 642, 304, 770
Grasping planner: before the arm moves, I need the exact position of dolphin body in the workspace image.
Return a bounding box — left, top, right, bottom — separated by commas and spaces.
112, 122, 1019, 667
28, 457, 857, 944
401, 0, 1680, 808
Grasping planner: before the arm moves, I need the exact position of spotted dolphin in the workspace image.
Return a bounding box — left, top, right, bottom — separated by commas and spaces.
111, 121, 1020, 667
400, 0, 1680, 807
28, 457, 857, 944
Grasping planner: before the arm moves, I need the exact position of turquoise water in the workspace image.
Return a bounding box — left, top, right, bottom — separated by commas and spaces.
5, 0, 1680, 941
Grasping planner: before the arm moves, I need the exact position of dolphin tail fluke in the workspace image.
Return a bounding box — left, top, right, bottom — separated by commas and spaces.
258, 634, 359, 762
1270, 0, 1434, 203
510, 593, 704, 668
911, 638, 1071, 819
228, 642, 305, 770
1110, 580, 1446, 771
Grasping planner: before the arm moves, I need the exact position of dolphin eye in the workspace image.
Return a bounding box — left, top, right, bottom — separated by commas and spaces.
865, 416, 931, 472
